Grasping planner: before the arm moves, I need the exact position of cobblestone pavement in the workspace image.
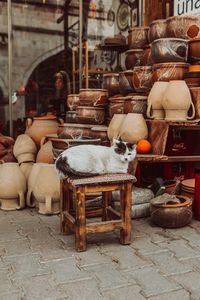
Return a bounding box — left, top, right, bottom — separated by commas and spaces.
1, 208, 200, 300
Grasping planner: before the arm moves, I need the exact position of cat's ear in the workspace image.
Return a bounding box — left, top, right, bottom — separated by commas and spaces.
127, 143, 136, 150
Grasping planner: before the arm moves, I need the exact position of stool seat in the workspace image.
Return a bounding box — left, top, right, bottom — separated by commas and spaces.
60, 173, 136, 252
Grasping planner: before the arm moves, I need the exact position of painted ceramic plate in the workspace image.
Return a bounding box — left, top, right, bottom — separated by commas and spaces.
116, 3, 130, 31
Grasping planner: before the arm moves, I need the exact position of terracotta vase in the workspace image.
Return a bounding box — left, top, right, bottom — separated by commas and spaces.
119, 71, 134, 95
0, 162, 26, 210
148, 19, 167, 43
125, 49, 143, 69
107, 114, 126, 142
124, 95, 147, 118
132, 66, 153, 93
128, 27, 149, 49
36, 141, 54, 164
19, 162, 34, 180
108, 97, 125, 118
119, 113, 148, 143
102, 73, 120, 96
147, 82, 168, 119
167, 15, 200, 39
32, 164, 60, 215
162, 80, 195, 121
79, 89, 108, 106
58, 123, 95, 139
77, 106, 105, 125
26, 113, 63, 147
152, 62, 189, 82
13, 134, 37, 164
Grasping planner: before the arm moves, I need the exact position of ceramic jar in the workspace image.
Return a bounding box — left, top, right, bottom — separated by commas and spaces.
128, 27, 149, 49
19, 162, 34, 180
108, 97, 125, 118
125, 49, 143, 69
189, 87, 200, 118
151, 38, 188, 64
58, 123, 96, 139
77, 106, 105, 125
162, 80, 195, 121
102, 73, 120, 96
36, 141, 54, 164
26, 113, 63, 147
147, 81, 168, 119
119, 71, 134, 95
107, 114, 126, 142
188, 38, 200, 63
66, 94, 80, 110
13, 134, 37, 164
167, 15, 200, 39
26, 163, 44, 207
0, 162, 26, 210
32, 164, 60, 215
132, 66, 153, 93
79, 89, 108, 106
148, 19, 167, 43
119, 113, 148, 144
124, 95, 147, 118
152, 62, 189, 82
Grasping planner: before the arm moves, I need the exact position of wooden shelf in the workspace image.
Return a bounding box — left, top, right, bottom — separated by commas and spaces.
137, 155, 200, 163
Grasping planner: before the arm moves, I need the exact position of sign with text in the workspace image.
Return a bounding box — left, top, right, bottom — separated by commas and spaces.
174, 0, 200, 16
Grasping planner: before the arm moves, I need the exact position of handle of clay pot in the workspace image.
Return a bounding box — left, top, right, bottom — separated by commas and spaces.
26, 190, 36, 208
146, 103, 154, 119
58, 118, 64, 124
18, 191, 25, 209
26, 118, 32, 129
40, 136, 47, 147
45, 195, 52, 215
187, 102, 195, 120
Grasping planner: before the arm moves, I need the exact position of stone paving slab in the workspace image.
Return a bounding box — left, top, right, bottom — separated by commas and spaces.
102, 284, 146, 300
148, 289, 190, 300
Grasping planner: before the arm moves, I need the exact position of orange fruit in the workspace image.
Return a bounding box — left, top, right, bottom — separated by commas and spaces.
136, 139, 152, 154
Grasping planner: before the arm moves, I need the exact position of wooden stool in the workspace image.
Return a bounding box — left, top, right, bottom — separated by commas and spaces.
60, 173, 136, 252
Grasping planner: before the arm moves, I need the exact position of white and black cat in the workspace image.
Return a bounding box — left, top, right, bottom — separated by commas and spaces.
55, 139, 136, 178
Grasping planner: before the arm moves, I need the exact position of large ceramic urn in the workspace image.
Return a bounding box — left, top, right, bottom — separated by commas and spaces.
162, 80, 195, 121
32, 164, 60, 215
26, 163, 44, 208
13, 134, 37, 164
36, 140, 54, 164
0, 162, 26, 210
119, 113, 148, 144
107, 114, 126, 142
147, 81, 169, 119
26, 113, 63, 147
19, 162, 34, 180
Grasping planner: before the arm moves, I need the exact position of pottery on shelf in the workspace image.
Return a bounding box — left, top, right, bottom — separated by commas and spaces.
102, 73, 120, 96
141, 44, 152, 66
58, 123, 96, 139
79, 89, 108, 106
124, 95, 147, 118
13, 134, 37, 164
119, 113, 148, 144
108, 96, 125, 118
147, 81, 168, 119
148, 19, 167, 43
107, 114, 126, 142
132, 66, 153, 93
77, 106, 105, 125
66, 94, 80, 110
128, 26, 149, 49
162, 80, 195, 121
188, 38, 200, 63
152, 62, 189, 82
166, 15, 200, 39
125, 49, 143, 69
0, 162, 26, 210
119, 71, 134, 95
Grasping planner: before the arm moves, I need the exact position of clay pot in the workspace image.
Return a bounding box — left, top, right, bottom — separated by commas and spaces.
77, 106, 105, 125
26, 163, 44, 207
141, 45, 152, 66
36, 141, 54, 164
188, 38, 200, 63
26, 113, 64, 147
119, 71, 134, 95
147, 81, 168, 120
189, 87, 200, 118
132, 66, 153, 93
108, 97, 125, 118
102, 73, 120, 96
128, 27, 149, 49
148, 19, 167, 43
0, 162, 26, 210
90, 126, 109, 146
13, 134, 37, 164
79, 89, 108, 106
162, 80, 195, 121
125, 49, 143, 69
32, 164, 60, 215
107, 114, 126, 142
66, 94, 80, 110
152, 62, 189, 82
150, 195, 192, 228
65, 111, 78, 123
167, 15, 200, 39
164, 180, 177, 194
58, 123, 95, 139
124, 95, 147, 118
184, 72, 200, 88
151, 38, 188, 64
181, 179, 195, 201
19, 162, 34, 180
119, 113, 148, 144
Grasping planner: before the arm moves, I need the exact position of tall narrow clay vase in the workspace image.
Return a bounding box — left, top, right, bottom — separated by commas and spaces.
162, 80, 195, 121
36, 141, 54, 164
0, 162, 26, 210
107, 114, 126, 142
13, 134, 37, 164
119, 113, 148, 143
147, 82, 168, 119
32, 164, 60, 215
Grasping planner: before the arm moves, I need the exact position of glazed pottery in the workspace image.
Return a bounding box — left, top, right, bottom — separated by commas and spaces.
79, 89, 108, 106
132, 66, 153, 93
13, 134, 37, 164
119, 71, 134, 95
102, 73, 120, 96
26, 113, 63, 147
66, 94, 80, 110
148, 19, 167, 43
125, 49, 143, 69
19, 162, 34, 180
36, 141, 54, 164
0, 162, 26, 210
184, 72, 200, 88
32, 164, 60, 215
107, 114, 126, 142
141, 45, 152, 66
108, 97, 125, 118
188, 38, 200, 63
58, 123, 96, 139
147, 81, 168, 119
167, 15, 200, 39
124, 95, 147, 118
151, 38, 188, 64
128, 27, 149, 49
162, 80, 195, 121
190, 87, 200, 118
150, 195, 192, 228
77, 106, 105, 125
90, 126, 110, 146
152, 62, 189, 82
119, 113, 148, 143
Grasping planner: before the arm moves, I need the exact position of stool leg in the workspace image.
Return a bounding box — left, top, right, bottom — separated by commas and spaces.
102, 191, 112, 221
60, 180, 72, 235
75, 187, 86, 252
120, 182, 132, 245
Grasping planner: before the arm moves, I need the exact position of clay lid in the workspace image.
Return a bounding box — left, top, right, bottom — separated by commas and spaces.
128, 26, 149, 33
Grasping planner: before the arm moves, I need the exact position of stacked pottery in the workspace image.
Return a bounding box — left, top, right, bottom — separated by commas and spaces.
36, 138, 54, 164
147, 81, 168, 119
181, 179, 195, 201
0, 162, 26, 210
66, 94, 79, 123
0, 134, 16, 163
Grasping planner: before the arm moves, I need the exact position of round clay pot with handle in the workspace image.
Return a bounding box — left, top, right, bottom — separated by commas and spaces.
148, 19, 167, 43
13, 134, 37, 164
166, 15, 200, 39
107, 114, 126, 142
147, 81, 168, 120
128, 26, 149, 49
